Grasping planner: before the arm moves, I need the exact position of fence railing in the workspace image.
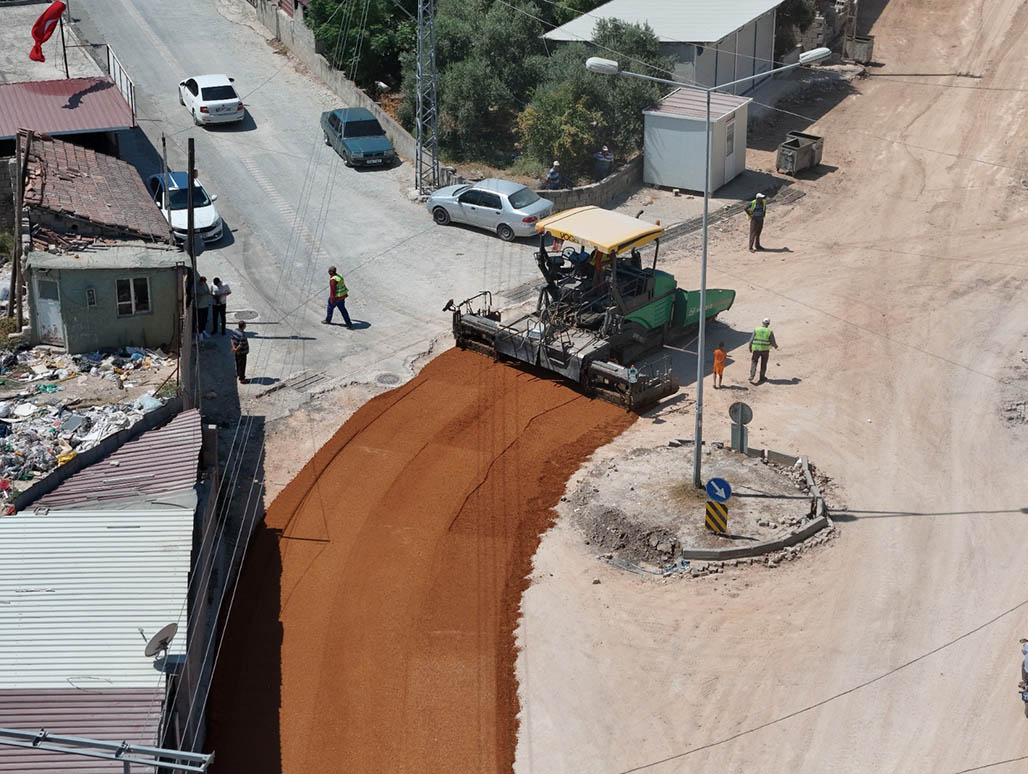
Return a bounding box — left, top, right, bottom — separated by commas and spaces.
106, 44, 136, 125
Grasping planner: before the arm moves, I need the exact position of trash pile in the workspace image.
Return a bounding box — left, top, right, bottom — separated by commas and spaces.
0, 345, 178, 500
1, 346, 174, 389
0, 392, 167, 492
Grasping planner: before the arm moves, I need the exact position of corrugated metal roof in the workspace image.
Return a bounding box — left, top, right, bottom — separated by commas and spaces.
37, 410, 201, 508
544, 0, 782, 44
22, 132, 171, 242
0, 506, 193, 690
0, 77, 134, 141
644, 87, 751, 121
0, 688, 163, 773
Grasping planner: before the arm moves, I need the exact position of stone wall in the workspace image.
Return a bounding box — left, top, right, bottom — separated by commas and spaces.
252, 0, 418, 161
537, 155, 643, 211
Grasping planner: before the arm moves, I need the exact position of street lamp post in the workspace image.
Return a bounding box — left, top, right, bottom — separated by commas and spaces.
586, 47, 830, 488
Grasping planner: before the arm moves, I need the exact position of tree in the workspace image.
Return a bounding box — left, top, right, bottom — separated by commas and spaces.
516, 21, 669, 178
306, 0, 415, 88
774, 0, 816, 59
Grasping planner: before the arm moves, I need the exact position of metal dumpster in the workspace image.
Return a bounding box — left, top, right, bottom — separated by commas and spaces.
776, 131, 824, 175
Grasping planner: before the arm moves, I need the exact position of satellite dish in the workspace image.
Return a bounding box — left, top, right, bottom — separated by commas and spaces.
144, 623, 179, 658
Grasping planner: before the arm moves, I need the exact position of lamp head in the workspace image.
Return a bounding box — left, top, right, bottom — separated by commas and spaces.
586, 57, 621, 75
799, 47, 831, 65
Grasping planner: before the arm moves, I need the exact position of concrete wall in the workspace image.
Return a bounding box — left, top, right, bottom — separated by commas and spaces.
28, 265, 181, 353
539, 155, 643, 211
252, 0, 418, 161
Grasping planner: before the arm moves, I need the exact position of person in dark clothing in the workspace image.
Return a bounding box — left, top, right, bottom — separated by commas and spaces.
230, 320, 249, 384
195, 276, 211, 340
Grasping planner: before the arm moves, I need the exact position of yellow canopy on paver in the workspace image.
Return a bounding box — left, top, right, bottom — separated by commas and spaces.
535, 205, 664, 256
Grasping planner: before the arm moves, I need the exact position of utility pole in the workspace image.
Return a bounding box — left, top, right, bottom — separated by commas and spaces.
58, 14, 69, 79
414, 0, 439, 194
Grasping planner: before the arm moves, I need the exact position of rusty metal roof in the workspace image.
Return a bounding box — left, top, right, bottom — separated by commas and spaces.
22, 131, 170, 242
0, 77, 133, 141
37, 409, 201, 509
644, 87, 751, 121
0, 688, 163, 773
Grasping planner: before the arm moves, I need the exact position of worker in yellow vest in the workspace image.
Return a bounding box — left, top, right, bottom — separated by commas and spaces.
323, 266, 352, 328
748, 317, 778, 384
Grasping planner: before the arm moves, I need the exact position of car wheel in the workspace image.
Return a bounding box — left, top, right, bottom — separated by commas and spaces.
178, 91, 184, 106
432, 207, 451, 226
497, 223, 515, 242
324, 132, 331, 146
193, 110, 201, 126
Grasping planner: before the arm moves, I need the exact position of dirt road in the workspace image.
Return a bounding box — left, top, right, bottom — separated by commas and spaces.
206, 348, 633, 772
515, 0, 1028, 772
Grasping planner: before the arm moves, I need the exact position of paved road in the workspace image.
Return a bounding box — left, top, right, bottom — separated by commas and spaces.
73, 0, 539, 390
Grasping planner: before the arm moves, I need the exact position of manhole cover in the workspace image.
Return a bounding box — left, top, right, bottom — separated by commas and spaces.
233, 310, 259, 321
376, 373, 400, 385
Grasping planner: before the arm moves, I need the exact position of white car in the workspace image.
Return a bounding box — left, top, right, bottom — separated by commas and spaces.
147, 172, 224, 243
178, 74, 245, 125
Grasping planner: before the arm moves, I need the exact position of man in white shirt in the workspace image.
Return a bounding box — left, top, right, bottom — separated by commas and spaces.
212, 277, 231, 335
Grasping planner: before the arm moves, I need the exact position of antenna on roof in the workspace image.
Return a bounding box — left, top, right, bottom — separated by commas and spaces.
142, 623, 179, 659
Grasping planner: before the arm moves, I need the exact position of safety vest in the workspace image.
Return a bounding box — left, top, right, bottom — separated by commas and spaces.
332, 274, 348, 300
747, 199, 766, 218
589, 251, 612, 271
752, 326, 772, 351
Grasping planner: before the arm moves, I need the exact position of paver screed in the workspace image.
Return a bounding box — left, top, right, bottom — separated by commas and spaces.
206, 348, 635, 772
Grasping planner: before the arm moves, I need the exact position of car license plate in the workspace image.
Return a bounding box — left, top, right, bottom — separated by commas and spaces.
366, 159, 383, 165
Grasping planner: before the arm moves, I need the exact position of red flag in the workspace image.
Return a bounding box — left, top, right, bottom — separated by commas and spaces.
29, 1, 66, 62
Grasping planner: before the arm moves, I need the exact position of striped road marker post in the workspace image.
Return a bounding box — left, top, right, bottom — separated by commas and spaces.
705, 500, 728, 535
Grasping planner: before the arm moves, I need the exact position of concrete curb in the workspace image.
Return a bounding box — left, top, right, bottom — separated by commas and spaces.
672, 442, 831, 561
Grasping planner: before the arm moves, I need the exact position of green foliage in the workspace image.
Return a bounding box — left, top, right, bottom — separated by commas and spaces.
774, 0, 816, 59
306, 0, 415, 88
515, 21, 669, 178
0, 231, 12, 264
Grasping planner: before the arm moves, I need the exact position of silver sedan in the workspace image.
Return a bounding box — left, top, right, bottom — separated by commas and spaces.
426, 178, 554, 241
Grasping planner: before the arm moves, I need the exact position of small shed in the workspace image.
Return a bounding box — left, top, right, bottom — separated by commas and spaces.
643, 88, 751, 193
25, 243, 184, 353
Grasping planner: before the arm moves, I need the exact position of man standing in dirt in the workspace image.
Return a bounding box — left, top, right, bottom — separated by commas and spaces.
230, 320, 249, 384
323, 266, 352, 327
748, 317, 778, 384
745, 192, 767, 252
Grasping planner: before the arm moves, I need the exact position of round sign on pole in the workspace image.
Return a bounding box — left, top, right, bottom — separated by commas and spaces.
729, 401, 753, 425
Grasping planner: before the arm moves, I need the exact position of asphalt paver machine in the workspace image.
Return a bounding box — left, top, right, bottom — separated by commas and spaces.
445, 206, 736, 410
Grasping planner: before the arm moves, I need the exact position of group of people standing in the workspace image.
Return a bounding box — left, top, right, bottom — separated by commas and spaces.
196, 267, 354, 386
194, 276, 232, 339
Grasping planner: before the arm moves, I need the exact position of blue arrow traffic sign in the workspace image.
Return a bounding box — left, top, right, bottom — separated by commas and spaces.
705, 477, 732, 503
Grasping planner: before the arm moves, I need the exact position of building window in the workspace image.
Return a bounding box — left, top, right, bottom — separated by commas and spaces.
116, 277, 151, 317
85, 288, 96, 307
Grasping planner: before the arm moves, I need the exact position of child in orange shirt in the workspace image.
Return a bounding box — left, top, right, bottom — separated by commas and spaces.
713, 342, 726, 389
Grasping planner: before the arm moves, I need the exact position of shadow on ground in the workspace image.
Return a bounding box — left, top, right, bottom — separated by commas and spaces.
192, 332, 278, 773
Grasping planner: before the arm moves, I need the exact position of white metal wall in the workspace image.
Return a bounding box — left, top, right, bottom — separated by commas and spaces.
643, 104, 748, 193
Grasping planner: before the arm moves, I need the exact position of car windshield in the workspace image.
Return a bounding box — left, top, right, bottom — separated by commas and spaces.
507, 187, 539, 210
342, 119, 385, 138
200, 85, 237, 101
165, 186, 212, 210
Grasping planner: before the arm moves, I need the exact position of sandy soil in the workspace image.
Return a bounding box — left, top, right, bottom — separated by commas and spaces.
205, 349, 634, 773
569, 445, 821, 566
514, 1, 1028, 772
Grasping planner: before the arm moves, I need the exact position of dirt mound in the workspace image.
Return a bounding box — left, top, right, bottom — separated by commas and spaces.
205, 348, 634, 773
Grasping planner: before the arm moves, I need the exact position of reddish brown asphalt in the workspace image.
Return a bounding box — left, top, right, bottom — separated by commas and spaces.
206, 348, 635, 773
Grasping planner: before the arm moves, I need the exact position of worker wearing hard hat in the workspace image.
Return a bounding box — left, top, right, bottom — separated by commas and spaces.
748, 317, 778, 384
745, 192, 767, 252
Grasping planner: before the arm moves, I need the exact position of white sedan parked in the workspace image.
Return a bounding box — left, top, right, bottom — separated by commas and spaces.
178, 74, 245, 125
